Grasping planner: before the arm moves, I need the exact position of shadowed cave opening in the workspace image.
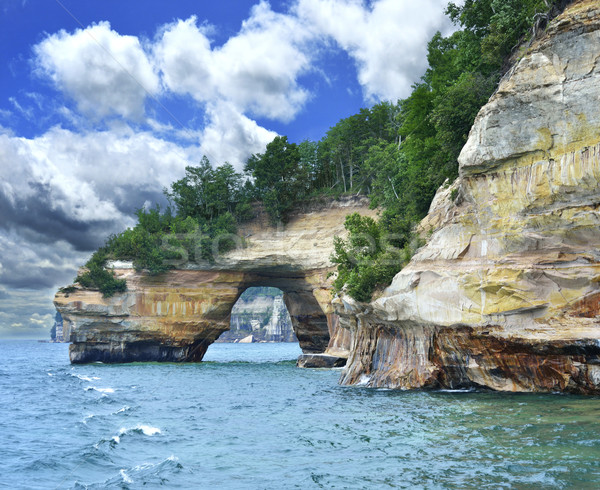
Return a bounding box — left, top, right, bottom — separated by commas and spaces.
201, 274, 333, 362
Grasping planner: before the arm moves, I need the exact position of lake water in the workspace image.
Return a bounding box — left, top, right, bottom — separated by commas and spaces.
2, 340, 600, 489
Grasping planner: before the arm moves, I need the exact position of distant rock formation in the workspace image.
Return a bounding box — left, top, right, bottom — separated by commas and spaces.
336, 0, 600, 394
217, 289, 297, 343
50, 311, 65, 343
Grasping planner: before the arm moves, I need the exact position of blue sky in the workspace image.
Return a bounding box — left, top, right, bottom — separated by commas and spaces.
0, 0, 451, 338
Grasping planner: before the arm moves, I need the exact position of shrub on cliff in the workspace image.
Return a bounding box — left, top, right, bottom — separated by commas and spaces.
75, 249, 127, 298
331, 213, 410, 302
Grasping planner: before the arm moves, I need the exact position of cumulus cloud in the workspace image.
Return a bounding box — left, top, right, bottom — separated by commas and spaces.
0, 124, 204, 291
29, 312, 52, 325
155, 1, 311, 122
34, 21, 159, 119
200, 102, 277, 169
295, 0, 451, 101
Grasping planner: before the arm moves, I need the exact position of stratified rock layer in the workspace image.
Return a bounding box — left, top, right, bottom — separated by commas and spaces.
55, 197, 376, 364
337, 0, 600, 393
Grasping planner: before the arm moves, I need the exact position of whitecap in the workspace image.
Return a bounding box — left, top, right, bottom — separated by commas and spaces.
120, 469, 133, 484
356, 374, 371, 386
47, 373, 53, 377
111, 435, 120, 445
114, 406, 131, 414
73, 373, 101, 382
82, 414, 95, 424
85, 386, 114, 393
96, 387, 115, 394
138, 424, 161, 436
118, 424, 161, 437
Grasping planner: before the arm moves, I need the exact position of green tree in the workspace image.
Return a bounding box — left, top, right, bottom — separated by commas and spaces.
245, 136, 304, 222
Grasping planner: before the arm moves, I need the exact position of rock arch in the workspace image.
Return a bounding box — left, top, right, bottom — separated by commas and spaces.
54, 197, 375, 364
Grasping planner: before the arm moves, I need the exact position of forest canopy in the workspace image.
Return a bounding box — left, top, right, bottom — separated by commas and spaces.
76, 0, 568, 299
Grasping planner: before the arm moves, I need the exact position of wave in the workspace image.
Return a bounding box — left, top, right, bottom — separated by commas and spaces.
85, 386, 114, 394
119, 469, 133, 484
71, 373, 101, 382
118, 424, 161, 437
97, 424, 161, 448
75, 456, 182, 488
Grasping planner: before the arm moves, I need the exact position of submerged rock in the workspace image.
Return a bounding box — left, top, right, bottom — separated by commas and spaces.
337, 0, 600, 394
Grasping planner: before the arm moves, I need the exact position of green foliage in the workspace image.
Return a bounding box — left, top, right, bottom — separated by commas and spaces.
331, 213, 408, 302
75, 248, 127, 298
99, 157, 253, 273
166, 157, 250, 223
446, 0, 566, 70
245, 136, 307, 222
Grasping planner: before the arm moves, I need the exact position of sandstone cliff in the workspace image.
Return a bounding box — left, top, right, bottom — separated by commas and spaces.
55, 197, 376, 363
337, 0, 600, 393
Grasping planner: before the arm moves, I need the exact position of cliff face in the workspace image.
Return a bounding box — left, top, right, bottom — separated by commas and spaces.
55, 197, 376, 363
337, 0, 600, 393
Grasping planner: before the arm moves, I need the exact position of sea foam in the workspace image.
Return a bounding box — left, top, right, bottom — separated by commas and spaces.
118, 424, 161, 437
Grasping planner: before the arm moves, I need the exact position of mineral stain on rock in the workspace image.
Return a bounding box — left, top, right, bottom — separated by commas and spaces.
336, 0, 600, 394
55, 0, 600, 395
55, 197, 376, 364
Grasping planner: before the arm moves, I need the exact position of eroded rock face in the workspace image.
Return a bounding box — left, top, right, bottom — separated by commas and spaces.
337, 0, 600, 393
55, 197, 376, 364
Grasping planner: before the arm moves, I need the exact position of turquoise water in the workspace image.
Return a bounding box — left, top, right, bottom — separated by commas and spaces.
2, 341, 600, 489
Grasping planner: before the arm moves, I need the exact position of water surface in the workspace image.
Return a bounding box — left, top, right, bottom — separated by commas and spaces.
1, 341, 600, 488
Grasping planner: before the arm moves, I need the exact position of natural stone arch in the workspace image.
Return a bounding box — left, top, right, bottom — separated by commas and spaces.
55, 197, 377, 364
236, 274, 332, 353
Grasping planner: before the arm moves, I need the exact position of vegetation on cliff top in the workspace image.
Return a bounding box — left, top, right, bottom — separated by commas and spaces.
75, 0, 567, 299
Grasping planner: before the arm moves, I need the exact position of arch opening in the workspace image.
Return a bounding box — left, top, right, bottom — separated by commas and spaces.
216, 287, 298, 344
207, 273, 333, 355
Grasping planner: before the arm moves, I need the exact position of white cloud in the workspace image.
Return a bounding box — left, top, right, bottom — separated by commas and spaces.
0, 124, 205, 292
0, 125, 197, 225
295, 0, 451, 101
155, 1, 312, 122
29, 313, 52, 325
154, 17, 215, 100
200, 102, 277, 170
34, 21, 159, 120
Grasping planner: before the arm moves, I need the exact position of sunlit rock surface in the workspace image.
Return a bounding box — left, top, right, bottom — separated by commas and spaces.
55, 197, 376, 364
338, 0, 600, 394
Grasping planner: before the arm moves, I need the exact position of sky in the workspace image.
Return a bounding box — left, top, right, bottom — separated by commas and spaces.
0, 0, 452, 339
